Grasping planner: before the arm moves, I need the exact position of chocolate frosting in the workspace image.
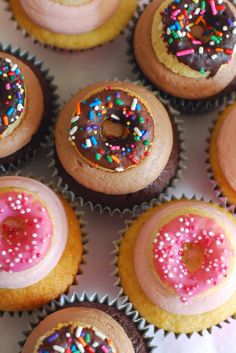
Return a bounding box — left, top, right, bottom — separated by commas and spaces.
69, 88, 154, 172
161, 0, 236, 76
0, 57, 25, 135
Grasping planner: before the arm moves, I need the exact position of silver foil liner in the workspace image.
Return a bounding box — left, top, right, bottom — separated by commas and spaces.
18, 291, 156, 353
126, 2, 236, 115
4, 0, 137, 52
206, 97, 236, 212
47, 79, 186, 216
112, 194, 236, 338
0, 43, 59, 173
0, 171, 88, 318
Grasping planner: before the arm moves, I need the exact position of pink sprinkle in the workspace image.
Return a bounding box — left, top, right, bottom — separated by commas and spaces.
5, 83, 10, 90
172, 9, 181, 17
101, 346, 108, 353
192, 40, 202, 45
209, 0, 217, 15
176, 49, 194, 57
110, 146, 120, 151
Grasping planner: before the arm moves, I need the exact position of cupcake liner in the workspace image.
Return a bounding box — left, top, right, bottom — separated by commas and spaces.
47, 79, 186, 216
18, 291, 156, 353
206, 97, 236, 212
126, 3, 236, 115
5, 0, 137, 52
112, 194, 236, 338
0, 43, 59, 173
0, 171, 89, 318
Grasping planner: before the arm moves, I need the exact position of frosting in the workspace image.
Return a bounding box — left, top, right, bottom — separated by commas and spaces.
20, 0, 120, 35
134, 200, 236, 315
0, 176, 68, 289
0, 57, 25, 136
56, 81, 173, 195
160, 0, 236, 76
68, 88, 154, 172
22, 307, 135, 353
217, 106, 236, 192
37, 323, 116, 353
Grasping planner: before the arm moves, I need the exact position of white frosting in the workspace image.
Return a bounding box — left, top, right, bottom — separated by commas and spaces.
0, 176, 68, 289
217, 107, 236, 192
134, 200, 236, 315
20, 0, 120, 35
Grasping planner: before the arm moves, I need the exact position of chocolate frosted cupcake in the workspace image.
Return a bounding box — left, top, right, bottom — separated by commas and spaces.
130, 0, 236, 114
0, 47, 57, 171
21, 295, 154, 353
52, 80, 183, 212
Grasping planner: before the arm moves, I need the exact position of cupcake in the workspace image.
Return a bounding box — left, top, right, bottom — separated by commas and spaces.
0, 48, 57, 171
116, 198, 236, 334
53, 80, 182, 212
0, 176, 84, 312
209, 102, 236, 207
131, 0, 236, 114
21, 294, 154, 353
9, 0, 137, 50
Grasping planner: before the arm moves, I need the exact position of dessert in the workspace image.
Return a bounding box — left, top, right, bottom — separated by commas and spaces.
0, 176, 83, 312
54, 81, 181, 211
117, 199, 236, 333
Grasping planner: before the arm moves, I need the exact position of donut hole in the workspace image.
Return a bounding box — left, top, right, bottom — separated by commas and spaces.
0, 216, 24, 239
182, 243, 205, 272
190, 24, 211, 43
102, 118, 128, 140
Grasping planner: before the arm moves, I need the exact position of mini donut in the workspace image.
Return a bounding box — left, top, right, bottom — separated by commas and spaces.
118, 199, 236, 333
0, 176, 83, 311
134, 0, 236, 100
55, 81, 180, 210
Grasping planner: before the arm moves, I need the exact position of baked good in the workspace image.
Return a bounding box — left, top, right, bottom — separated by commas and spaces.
0, 50, 56, 169
133, 0, 236, 102
0, 176, 83, 312
21, 301, 151, 353
54, 80, 181, 211
209, 102, 236, 206
117, 199, 236, 334
9, 0, 137, 50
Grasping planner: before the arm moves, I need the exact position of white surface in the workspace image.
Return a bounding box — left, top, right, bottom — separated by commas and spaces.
0, 1, 236, 352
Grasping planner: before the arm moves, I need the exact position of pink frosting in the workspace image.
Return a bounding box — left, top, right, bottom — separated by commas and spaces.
0, 177, 68, 289
217, 106, 236, 192
20, 0, 120, 35
134, 200, 236, 315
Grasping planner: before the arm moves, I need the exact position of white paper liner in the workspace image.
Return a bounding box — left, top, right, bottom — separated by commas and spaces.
0, 43, 59, 173
0, 171, 89, 318
206, 95, 236, 212
47, 79, 186, 216
126, 2, 236, 115
18, 291, 156, 353
111, 194, 236, 338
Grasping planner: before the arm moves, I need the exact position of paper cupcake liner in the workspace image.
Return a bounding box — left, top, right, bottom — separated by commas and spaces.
206, 97, 236, 212
4, 0, 137, 52
126, 3, 236, 115
18, 291, 155, 353
0, 43, 59, 173
0, 171, 89, 318
112, 194, 236, 338
47, 79, 186, 216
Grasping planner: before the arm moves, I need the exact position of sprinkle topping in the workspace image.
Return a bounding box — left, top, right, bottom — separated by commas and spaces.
0, 190, 53, 273
68, 88, 154, 172
161, 0, 236, 75
37, 323, 116, 353
0, 57, 25, 135
152, 213, 233, 303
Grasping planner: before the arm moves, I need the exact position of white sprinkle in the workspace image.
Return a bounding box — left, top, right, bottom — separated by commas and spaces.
233, 28, 236, 35
11, 64, 18, 72
131, 98, 138, 111
5, 58, 11, 63
95, 331, 107, 340
71, 115, 80, 123
233, 21, 236, 27
211, 54, 218, 60
76, 343, 85, 353
69, 126, 78, 136
177, 30, 182, 38
17, 103, 24, 111
86, 138, 92, 148
92, 341, 99, 348
115, 167, 124, 172
134, 127, 142, 137
75, 326, 83, 338
209, 41, 215, 46
52, 345, 65, 353
199, 46, 204, 54
111, 114, 120, 121
223, 26, 228, 31
167, 28, 171, 35
218, 0, 223, 3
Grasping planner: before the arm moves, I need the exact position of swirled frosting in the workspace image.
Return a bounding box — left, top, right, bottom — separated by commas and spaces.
217, 105, 236, 192
134, 200, 236, 315
20, 0, 120, 35
0, 176, 68, 289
